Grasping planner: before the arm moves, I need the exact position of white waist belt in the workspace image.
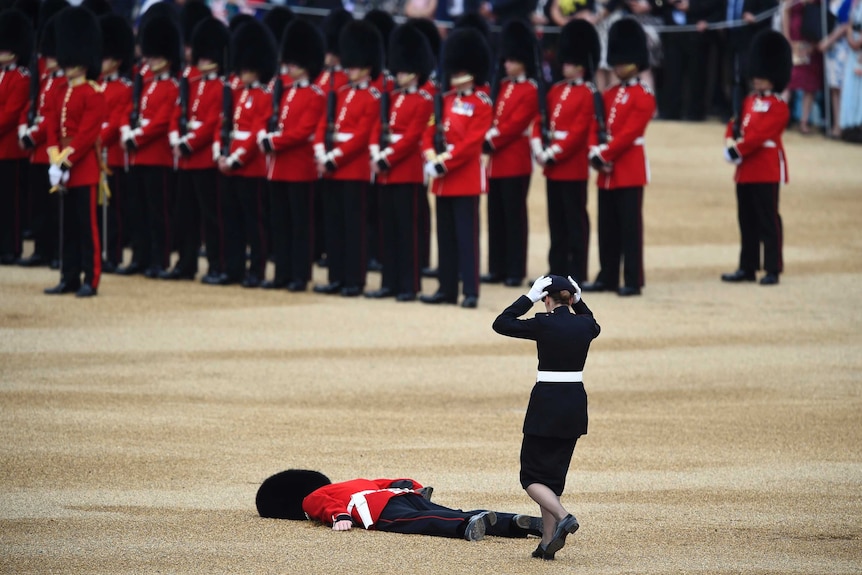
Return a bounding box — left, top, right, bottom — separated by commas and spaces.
762, 140, 776, 148
188, 120, 203, 130
634, 137, 645, 146
389, 134, 403, 143
335, 132, 354, 143
232, 130, 251, 141
347, 488, 412, 528
553, 130, 568, 140
537, 370, 583, 383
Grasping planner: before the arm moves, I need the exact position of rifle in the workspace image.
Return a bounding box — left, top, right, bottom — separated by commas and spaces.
268, 74, 283, 133
533, 41, 550, 150
379, 73, 391, 149
587, 56, 608, 145
178, 73, 189, 137
324, 68, 337, 152
731, 54, 744, 140
220, 76, 233, 159
129, 68, 144, 131
489, 57, 502, 107
433, 66, 447, 156
27, 47, 39, 127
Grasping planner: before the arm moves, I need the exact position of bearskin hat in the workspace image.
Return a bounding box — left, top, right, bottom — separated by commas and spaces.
320, 8, 352, 56
191, 16, 229, 71
747, 29, 792, 93
364, 8, 395, 48
100, 13, 135, 75
262, 5, 294, 44
39, 11, 63, 58
339, 19, 383, 80
280, 17, 325, 82
442, 27, 491, 86
407, 17, 441, 63
180, 0, 211, 46
81, 0, 111, 16
37, 0, 68, 29
0, 9, 34, 65
231, 19, 277, 84
389, 23, 434, 86
607, 17, 648, 71
227, 12, 253, 34
255, 469, 331, 520
11, 0, 38, 24
55, 6, 101, 80
452, 11, 489, 39
557, 18, 600, 78
500, 19, 537, 78
140, 15, 182, 75
138, 0, 178, 34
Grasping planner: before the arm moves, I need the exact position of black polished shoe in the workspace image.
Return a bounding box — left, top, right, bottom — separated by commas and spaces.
531, 543, 555, 561
143, 267, 164, 279
17, 253, 48, 267
315, 256, 328, 268
460, 295, 478, 308
241, 274, 262, 288
759, 273, 779, 285
159, 267, 195, 280
313, 281, 343, 295
581, 280, 614, 292
341, 285, 363, 297
261, 279, 287, 289
421, 266, 438, 278
617, 286, 641, 297
395, 291, 416, 302
365, 287, 395, 299
503, 277, 523, 287
75, 284, 97, 298
419, 291, 457, 305
721, 269, 756, 283
44, 281, 80, 295
101, 260, 118, 274
116, 262, 145, 276
513, 514, 544, 538
202, 273, 239, 286
464, 511, 497, 542
480, 273, 503, 284
544, 514, 579, 555
49, 259, 60, 270
286, 281, 307, 292
367, 258, 383, 272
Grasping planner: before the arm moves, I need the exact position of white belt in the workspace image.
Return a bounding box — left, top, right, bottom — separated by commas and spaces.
634, 137, 645, 146
347, 488, 413, 528
389, 134, 403, 143
232, 130, 251, 141
188, 120, 203, 130
762, 140, 776, 148
552, 130, 568, 140
335, 132, 354, 143
140, 118, 151, 127
537, 370, 583, 383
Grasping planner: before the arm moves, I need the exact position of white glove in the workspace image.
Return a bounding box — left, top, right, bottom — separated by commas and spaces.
212, 142, 221, 162
530, 137, 544, 159
723, 148, 742, 165
526, 275, 553, 303
62, 169, 69, 184
423, 161, 438, 179
567, 275, 582, 304
48, 164, 63, 187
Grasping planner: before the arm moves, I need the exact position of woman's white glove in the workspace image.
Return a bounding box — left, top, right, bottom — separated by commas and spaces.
526, 275, 552, 303
567, 275, 582, 304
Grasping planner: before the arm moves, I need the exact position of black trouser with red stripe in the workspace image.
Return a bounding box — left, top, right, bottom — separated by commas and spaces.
172, 169, 202, 276
99, 168, 128, 266
376, 495, 527, 539
233, 175, 269, 280
128, 164, 173, 271
735, 182, 783, 275
595, 186, 644, 290
418, 185, 431, 270
546, 179, 590, 283
195, 169, 224, 277
324, 179, 367, 289
435, 195, 480, 298
0, 159, 26, 261
28, 162, 59, 262
486, 175, 530, 282
269, 180, 315, 285
60, 184, 101, 288
379, 182, 422, 295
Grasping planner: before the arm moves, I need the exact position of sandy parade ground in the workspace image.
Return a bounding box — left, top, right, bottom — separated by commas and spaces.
1, 120, 861, 575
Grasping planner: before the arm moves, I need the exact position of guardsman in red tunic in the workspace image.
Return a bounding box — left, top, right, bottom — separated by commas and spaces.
582, 18, 655, 297
365, 23, 435, 302
119, 16, 181, 278
721, 30, 791, 287
531, 19, 599, 284
312, 20, 383, 297
258, 18, 326, 292
164, 17, 228, 282
0, 10, 33, 265
43, 7, 106, 297
420, 28, 493, 309
481, 19, 539, 289
216, 19, 275, 288
97, 14, 135, 274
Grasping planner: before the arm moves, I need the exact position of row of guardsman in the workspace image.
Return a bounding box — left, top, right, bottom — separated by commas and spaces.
0, 1, 793, 303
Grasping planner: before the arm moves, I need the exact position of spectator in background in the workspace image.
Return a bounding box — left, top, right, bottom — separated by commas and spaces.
480, 0, 539, 23
840, 0, 862, 141
547, 0, 597, 25
819, 0, 853, 137
783, 0, 825, 134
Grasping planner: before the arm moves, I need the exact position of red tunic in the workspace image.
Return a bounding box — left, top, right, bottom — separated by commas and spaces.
129, 73, 179, 167
22, 70, 67, 165
313, 81, 380, 182
171, 72, 222, 170
422, 88, 493, 197
486, 77, 537, 179
266, 80, 326, 183
532, 79, 597, 182
314, 67, 349, 93
725, 92, 789, 184
371, 87, 434, 185
46, 79, 106, 188
0, 64, 30, 160
595, 78, 655, 190
303, 478, 426, 528
222, 82, 271, 178
99, 74, 133, 169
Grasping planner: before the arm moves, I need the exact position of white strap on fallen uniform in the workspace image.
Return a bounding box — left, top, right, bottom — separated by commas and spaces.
536, 370, 583, 383
347, 488, 413, 528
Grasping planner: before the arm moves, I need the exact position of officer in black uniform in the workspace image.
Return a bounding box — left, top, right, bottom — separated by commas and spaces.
492, 274, 601, 561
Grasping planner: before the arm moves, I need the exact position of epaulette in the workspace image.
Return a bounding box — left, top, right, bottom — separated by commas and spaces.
120, 77, 133, 87
419, 89, 432, 101
585, 81, 598, 94
527, 79, 538, 89
638, 79, 653, 96
369, 87, 381, 99
17, 66, 30, 78
311, 84, 325, 97
477, 91, 492, 106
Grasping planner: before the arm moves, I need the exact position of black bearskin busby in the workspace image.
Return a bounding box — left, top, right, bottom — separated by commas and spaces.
280, 17, 325, 82
255, 469, 331, 520
100, 13, 135, 76
747, 29, 792, 93
55, 6, 101, 80
0, 9, 34, 65
180, 0, 211, 46
389, 23, 435, 86
557, 19, 600, 79
138, 0, 178, 34
452, 11, 490, 40
607, 17, 649, 71
320, 8, 353, 56
339, 19, 383, 80
231, 19, 277, 84
191, 16, 229, 72
364, 8, 395, 50
407, 17, 441, 63
140, 15, 182, 75
11, 0, 38, 24
262, 5, 294, 45
81, 0, 111, 16
500, 19, 537, 79
227, 12, 253, 34
37, 0, 68, 29
442, 27, 491, 87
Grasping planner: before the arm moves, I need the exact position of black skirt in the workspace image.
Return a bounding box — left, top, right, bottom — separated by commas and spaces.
519, 434, 578, 495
